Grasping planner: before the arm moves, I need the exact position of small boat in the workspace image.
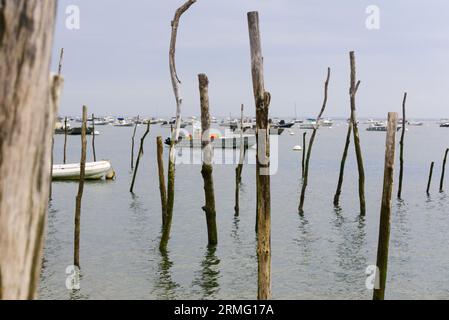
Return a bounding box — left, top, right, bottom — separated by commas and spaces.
273, 120, 295, 129
407, 121, 423, 126
293, 145, 302, 151
113, 118, 134, 127
69, 127, 100, 135
52, 161, 114, 180
54, 121, 71, 134
367, 122, 402, 132
300, 121, 318, 130
440, 122, 449, 128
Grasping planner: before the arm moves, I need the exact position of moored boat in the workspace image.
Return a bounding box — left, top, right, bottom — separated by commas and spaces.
52, 161, 114, 180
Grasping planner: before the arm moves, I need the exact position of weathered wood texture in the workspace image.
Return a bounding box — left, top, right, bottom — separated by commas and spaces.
373, 112, 398, 300
298, 68, 331, 214
427, 162, 435, 195
130, 122, 150, 193
302, 132, 307, 178
199, 74, 218, 245
349, 52, 366, 215
397, 93, 407, 199
91, 113, 97, 162
74, 106, 88, 268
439, 148, 449, 192
157, 137, 168, 226
333, 122, 352, 206
131, 116, 139, 170
0, 0, 57, 300
248, 11, 272, 300
235, 104, 247, 216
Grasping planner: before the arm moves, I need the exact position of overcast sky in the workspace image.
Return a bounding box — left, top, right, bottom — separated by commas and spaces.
52, 0, 449, 119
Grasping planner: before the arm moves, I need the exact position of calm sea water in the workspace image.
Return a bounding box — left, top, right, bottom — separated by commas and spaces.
39, 121, 449, 300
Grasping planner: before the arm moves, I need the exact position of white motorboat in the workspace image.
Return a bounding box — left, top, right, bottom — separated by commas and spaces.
52, 161, 113, 180
367, 121, 402, 132
113, 119, 134, 127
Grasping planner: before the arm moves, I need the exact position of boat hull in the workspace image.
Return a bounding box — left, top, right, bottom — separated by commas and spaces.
52, 161, 112, 180
165, 136, 256, 149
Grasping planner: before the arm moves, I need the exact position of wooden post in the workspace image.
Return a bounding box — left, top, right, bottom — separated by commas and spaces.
333, 122, 352, 206
157, 137, 168, 226
130, 122, 151, 193
58, 48, 65, 76
248, 11, 272, 300
439, 148, 449, 192
298, 68, 331, 214
64, 117, 69, 164
302, 132, 307, 178
131, 116, 139, 170
373, 112, 398, 300
160, 0, 197, 252
397, 93, 407, 199
74, 106, 88, 268
427, 162, 435, 195
235, 104, 247, 216
199, 74, 218, 245
91, 113, 97, 162
349, 51, 366, 216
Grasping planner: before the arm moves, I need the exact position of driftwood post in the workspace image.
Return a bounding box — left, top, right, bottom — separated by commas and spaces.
64, 117, 69, 164
0, 0, 57, 299
302, 132, 307, 178
131, 116, 139, 170
397, 93, 407, 199
130, 122, 151, 193
235, 104, 247, 216
248, 11, 272, 300
157, 137, 168, 226
439, 149, 449, 192
298, 68, 331, 214
74, 106, 88, 268
373, 112, 398, 300
160, 0, 197, 252
427, 162, 434, 195
333, 122, 352, 206
91, 113, 97, 162
349, 51, 366, 216
199, 74, 218, 245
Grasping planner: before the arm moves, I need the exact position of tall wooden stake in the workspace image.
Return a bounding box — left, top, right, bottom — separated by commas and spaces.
74, 106, 88, 268
235, 104, 247, 216
91, 113, 97, 162
157, 137, 168, 226
397, 93, 407, 199
131, 116, 139, 170
248, 11, 272, 300
199, 74, 218, 245
373, 112, 398, 300
349, 51, 366, 216
439, 148, 449, 192
160, 0, 197, 252
302, 132, 307, 178
130, 122, 151, 193
333, 122, 352, 206
298, 68, 331, 214
427, 162, 435, 195
64, 117, 68, 164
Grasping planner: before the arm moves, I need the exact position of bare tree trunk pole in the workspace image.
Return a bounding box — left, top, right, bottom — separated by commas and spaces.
427, 162, 435, 195
160, 0, 197, 252
235, 104, 247, 216
373, 112, 398, 300
439, 148, 449, 192
0, 1, 57, 299
157, 137, 168, 226
298, 68, 331, 214
199, 74, 218, 245
64, 117, 69, 164
248, 11, 272, 300
349, 51, 366, 216
74, 106, 88, 268
333, 122, 352, 206
131, 116, 139, 170
302, 132, 307, 178
397, 93, 407, 199
130, 122, 151, 193
91, 113, 97, 162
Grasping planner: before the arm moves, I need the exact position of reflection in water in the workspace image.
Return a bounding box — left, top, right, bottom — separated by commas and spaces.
68, 272, 89, 300
231, 216, 241, 246
192, 246, 221, 299
294, 215, 313, 259
153, 250, 180, 300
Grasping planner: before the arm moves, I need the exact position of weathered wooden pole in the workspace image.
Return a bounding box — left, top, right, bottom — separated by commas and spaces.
235, 104, 247, 216
199, 74, 218, 245
397, 93, 407, 199
74, 106, 88, 268
349, 51, 366, 216
58, 48, 65, 76
64, 117, 69, 164
157, 137, 168, 226
333, 122, 352, 206
0, 1, 57, 299
131, 116, 139, 170
298, 68, 331, 214
248, 11, 272, 300
373, 112, 398, 300
302, 132, 307, 178
427, 162, 435, 195
439, 148, 449, 192
91, 113, 97, 162
160, 0, 197, 252
130, 122, 151, 193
